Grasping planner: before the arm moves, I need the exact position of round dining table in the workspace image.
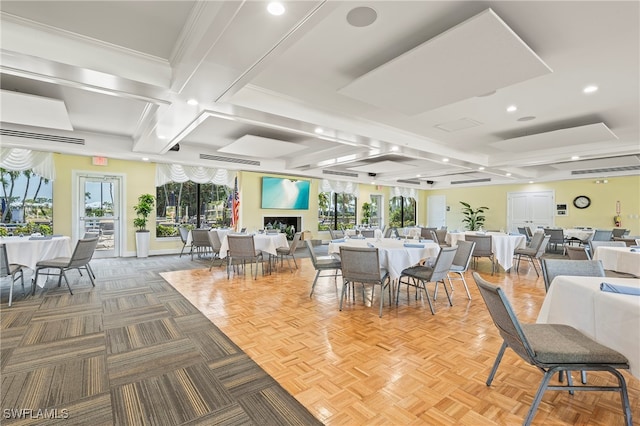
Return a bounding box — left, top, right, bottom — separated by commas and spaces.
2, 235, 72, 287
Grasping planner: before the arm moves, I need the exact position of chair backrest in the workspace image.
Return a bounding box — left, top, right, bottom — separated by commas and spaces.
611, 228, 627, 238
543, 228, 564, 244
383, 227, 394, 238
227, 234, 257, 258
287, 232, 302, 254
339, 246, 383, 283
434, 229, 447, 245
83, 231, 100, 239
430, 246, 458, 282
533, 235, 551, 258
68, 237, 99, 268
517, 227, 528, 238
329, 229, 345, 239
207, 230, 222, 251
527, 231, 546, 250
360, 229, 375, 238
421, 227, 437, 239
613, 237, 636, 247
450, 240, 475, 272
305, 240, 321, 268
266, 229, 280, 234
525, 227, 534, 238
0, 244, 11, 277
472, 272, 536, 363
565, 245, 590, 260
178, 226, 189, 243
466, 234, 492, 256
589, 240, 626, 253
191, 229, 212, 247
540, 259, 605, 292
592, 229, 613, 241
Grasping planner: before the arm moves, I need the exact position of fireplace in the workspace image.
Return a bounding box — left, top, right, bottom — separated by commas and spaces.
263, 216, 302, 232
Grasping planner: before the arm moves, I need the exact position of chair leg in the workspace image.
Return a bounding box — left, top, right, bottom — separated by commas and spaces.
486, 341, 507, 386
61, 271, 73, 295
309, 271, 321, 296
420, 281, 435, 314
86, 266, 96, 287
524, 368, 558, 426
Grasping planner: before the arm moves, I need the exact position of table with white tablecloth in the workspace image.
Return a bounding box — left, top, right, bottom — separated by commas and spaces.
593, 246, 640, 276
445, 232, 526, 271
218, 233, 289, 259
563, 228, 595, 243
537, 276, 640, 378
2, 236, 73, 287
328, 238, 440, 280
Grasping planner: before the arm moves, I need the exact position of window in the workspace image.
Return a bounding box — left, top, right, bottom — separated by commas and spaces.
0, 169, 54, 236
369, 194, 382, 227
389, 196, 416, 228
317, 191, 357, 230
156, 182, 232, 237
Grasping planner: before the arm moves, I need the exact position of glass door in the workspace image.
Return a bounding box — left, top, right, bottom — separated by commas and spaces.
78, 175, 122, 258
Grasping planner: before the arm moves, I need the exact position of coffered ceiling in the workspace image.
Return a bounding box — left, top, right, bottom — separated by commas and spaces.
1, 1, 638, 188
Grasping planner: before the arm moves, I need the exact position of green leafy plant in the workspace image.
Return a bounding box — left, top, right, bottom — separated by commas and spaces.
460, 201, 489, 231
361, 202, 372, 224
133, 194, 156, 232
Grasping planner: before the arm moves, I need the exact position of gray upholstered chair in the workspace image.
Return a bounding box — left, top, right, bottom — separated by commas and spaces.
360, 229, 375, 238
513, 234, 550, 276
339, 245, 391, 317
465, 234, 495, 275
33, 237, 99, 295
591, 229, 613, 242
613, 237, 636, 247
396, 246, 458, 314
472, 272, 632, 426
434, 229, 449, 247
565, 245, 590, 260
207, 230, 223, 270
445, 240, 475, 299
1, 243, 25, 307
612, 228, 627, 239
178, 226, 191, 257
420, 227, 437, 239
543, 228, 565, 252
226, 234, 265, 279
383, 227, 394, 238
191, 229, 212, 260
329, 229, 345, 239
589, 240, 626, 256
306, 240, 341, 296
540, 259, 605, 293
276, 232, 301, 272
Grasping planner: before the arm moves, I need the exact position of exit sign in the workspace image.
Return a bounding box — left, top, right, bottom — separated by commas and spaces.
92, 156, 108, 166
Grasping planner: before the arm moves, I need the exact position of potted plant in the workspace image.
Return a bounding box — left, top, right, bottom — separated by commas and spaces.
133, 193, 155, 257
361, 202, 372, 225
460, 201, 489, 231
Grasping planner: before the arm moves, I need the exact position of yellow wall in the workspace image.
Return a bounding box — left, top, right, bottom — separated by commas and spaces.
53, 154, 172, 255
424, 175, 640, 235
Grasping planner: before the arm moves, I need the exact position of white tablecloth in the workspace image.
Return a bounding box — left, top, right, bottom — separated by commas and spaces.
219, 233, 289, 259
537, 276, 640, 378
328, 238, 440, 280
2, 236, 73, 288
564, 228, 595, 242
345, 229, 383, 239
445, 232, 526, 271
593, 246, 640, 277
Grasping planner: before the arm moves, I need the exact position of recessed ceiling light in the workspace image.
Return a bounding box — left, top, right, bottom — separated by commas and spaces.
505, 173, 512, 177
267, 2, 285, 15
478, 166, 485, 171
158, 135, 166, 140
142, 157, 149, 162
416, 174, 421, 178
442, 158, 449, 162
187, 99, 198, 106
571, 156, 580, 160
506, 105, 517, 113
583, 85, 598, 94
371, 181, 376, 185
391, 146, 399, 152
314, 127, 323, 134
529, 181, 534, 184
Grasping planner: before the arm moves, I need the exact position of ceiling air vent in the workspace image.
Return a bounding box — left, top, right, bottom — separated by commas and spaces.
199, 154, 260, 166
397, 179, 421, 185
322, 170, 359, 178
451, 178, 492, 185
0, 128, 84, 144
571, 165, 640, 175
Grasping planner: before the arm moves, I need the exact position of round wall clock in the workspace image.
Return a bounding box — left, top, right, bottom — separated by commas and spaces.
573, 195, 591, 209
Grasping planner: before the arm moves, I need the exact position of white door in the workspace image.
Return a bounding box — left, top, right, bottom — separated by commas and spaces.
427, 195, 446, 228
508, 191, 554, 233
77, 174, 123, 258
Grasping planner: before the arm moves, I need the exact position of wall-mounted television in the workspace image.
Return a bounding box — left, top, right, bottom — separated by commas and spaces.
261, 177, 310, 210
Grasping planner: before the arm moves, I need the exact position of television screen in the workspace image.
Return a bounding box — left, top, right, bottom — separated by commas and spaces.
261, 177, 310, 209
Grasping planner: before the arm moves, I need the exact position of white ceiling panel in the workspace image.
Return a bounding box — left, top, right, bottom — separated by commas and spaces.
338, 8, 552, 115
490, 123, 618, 152
349, 160, 418, 174
0, 90, 72, 130
219, 135, 307, 158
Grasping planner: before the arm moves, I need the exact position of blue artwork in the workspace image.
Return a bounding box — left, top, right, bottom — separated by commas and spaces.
261, 177, 310, 209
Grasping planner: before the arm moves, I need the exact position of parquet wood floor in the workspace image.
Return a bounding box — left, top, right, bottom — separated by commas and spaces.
163, 256, 640, 425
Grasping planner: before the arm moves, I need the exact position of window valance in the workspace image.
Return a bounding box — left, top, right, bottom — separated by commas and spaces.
320, 179, 360, 197
391, 186, 417, 199
0, 148, 55, 180
156, 163, 234, 188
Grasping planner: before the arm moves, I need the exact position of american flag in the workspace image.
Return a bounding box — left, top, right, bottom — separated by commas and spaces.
231, 176, 240, 230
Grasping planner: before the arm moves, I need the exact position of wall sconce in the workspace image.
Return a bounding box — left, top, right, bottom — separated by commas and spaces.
595, 179, 609, 184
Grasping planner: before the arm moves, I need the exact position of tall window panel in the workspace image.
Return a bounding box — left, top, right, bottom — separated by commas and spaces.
389, 196, 416, 228
317, 191, 357, 230
0, 169, 53, 236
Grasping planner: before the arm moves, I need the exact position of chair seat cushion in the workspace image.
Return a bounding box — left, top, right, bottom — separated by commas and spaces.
450, 265, 465, 272
316, 259, 341, 269
276, 247, 291, 254
522, 323, 628, 365
36, 257, 71, 268
401, 265, 434, 280
514, 248, 536, 256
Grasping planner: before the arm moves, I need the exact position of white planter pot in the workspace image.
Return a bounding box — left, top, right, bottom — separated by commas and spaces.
135, 231, 150, 258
